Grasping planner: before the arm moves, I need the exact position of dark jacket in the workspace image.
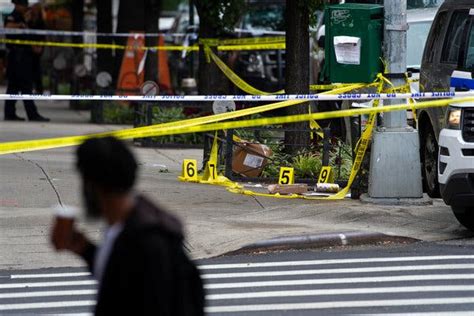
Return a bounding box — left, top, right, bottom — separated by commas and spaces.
81, 195, 204, 316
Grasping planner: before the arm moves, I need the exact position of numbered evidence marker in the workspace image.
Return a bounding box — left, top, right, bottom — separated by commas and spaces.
181, 159, 198, 182
206, 161, 218, 181
318, 166, 334, 183
278, 167, 295, 185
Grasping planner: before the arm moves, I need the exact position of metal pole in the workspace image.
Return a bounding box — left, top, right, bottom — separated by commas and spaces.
322, 127, 331, 167
225, 129, 234, 179
383, 0, 408, 129
367, 0, 423, 199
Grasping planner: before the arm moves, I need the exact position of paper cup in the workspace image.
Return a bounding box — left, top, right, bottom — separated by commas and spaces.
52, 205, 78, 250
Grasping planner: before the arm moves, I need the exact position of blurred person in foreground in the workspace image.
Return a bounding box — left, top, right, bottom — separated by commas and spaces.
3, 0, 49, 121
51, 136, 204, 315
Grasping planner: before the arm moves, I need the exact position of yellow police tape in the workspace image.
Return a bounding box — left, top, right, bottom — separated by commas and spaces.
1, 37, 371, 96
176, 64, 414, 199
204, 46, 284, 95
2, 97, 472, 157
218, 43, 286, 51
0, 38, 285, 52
206, 44, 375, 139
201, 37, 285, 46
0, 99, 304, 155
177, 91, 458, 201
205, 45, 372, 96
244, 79, 383, 199
0, 38, 199, 51
310, 83, 363, 91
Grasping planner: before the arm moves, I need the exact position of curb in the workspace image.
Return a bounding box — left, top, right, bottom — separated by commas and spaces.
225, 231, 419, 256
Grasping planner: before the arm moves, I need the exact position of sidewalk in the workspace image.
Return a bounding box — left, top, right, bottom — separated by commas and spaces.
0, 100, 472, 269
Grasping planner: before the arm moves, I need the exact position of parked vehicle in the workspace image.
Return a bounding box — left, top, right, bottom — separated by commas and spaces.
234, 0, 286, 93
438, 99, 474, 230
164, 5, 199, 95
434, 0, 474, 230
407, 8, 438, 72
164, 1, 286, 95
419, 0, 474, 198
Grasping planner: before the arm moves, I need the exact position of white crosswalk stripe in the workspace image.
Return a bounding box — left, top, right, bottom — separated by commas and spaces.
205, 298, 474, 313
198, 255, 474, 270
0, 254, 474, 315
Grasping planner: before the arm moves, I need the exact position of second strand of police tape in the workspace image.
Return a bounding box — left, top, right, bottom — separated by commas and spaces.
1, 97, 471, 157
0, 78, 413, 155
0, 98, 305, 155
0, 38, 285, 52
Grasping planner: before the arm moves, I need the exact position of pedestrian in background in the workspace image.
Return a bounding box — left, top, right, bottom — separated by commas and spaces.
27, 2, 45, 94
50, 136, 204, 315
3, 0, 49, 121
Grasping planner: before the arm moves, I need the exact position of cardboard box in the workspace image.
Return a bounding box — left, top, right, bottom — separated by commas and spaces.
268, 184, 309, 195
232, 142, 272, 177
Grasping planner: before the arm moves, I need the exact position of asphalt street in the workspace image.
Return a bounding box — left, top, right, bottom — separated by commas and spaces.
1, 241, 473, 315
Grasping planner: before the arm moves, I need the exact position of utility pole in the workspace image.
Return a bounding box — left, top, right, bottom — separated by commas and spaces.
367, 0, 423, 199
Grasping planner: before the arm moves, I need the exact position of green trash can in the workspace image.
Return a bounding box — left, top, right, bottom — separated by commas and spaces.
325, 3, 384, 83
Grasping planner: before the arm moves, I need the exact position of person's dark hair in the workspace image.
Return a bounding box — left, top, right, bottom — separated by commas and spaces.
76, 137, 138, 193
12, 0, 28, 6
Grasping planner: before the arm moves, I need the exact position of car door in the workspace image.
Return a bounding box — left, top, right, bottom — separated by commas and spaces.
421, 8, 471, 137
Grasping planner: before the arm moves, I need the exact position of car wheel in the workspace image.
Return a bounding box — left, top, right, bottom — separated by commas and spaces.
421, 125, 441, 198
452, 206, 474, 231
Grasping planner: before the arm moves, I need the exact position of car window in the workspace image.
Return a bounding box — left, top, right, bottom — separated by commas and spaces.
441, 10, 469, 64
425, 11, 447, 63
242, 5, 285, 32
465, 22, 474, 71
407, 21, 432, 68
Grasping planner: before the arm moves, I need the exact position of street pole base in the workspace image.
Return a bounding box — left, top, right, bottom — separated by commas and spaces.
368, 129, 423, 198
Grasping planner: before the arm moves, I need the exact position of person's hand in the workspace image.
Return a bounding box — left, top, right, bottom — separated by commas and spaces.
50, 220, 89, 255
69, 230, 90, 255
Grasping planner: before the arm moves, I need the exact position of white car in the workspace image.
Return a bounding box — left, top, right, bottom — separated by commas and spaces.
438, 102, 474, 230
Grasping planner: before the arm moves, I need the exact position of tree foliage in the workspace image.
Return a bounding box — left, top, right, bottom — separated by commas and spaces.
194, 0, 246, 36
306, 0, 339, 26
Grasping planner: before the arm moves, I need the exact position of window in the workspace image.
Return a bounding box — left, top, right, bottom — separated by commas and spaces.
465, 23, 474, 71
425, 11, 447, 63
407, 21, 432, 68
441, 10, 469, 64
241, 5, 285, 32
408, 0, 445, 9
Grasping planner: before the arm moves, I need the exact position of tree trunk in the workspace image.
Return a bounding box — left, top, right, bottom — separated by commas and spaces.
96, 0, 113, 75
195, 1, 233, 167
195, 3, 231, 97
285, 0, 310, 153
